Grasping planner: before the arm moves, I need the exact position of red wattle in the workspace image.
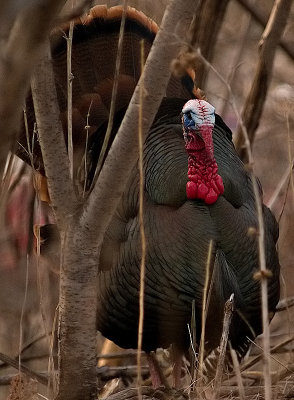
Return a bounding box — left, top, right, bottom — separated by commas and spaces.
197, 183, 209, 199
186, 181, 198, 199
216, 174, 224, 194
205, 188, 218, 204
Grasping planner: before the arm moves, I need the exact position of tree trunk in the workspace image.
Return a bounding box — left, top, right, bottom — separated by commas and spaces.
56, 223, 99, 400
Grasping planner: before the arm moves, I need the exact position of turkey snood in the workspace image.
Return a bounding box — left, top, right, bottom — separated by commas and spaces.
182, 99, 224, 204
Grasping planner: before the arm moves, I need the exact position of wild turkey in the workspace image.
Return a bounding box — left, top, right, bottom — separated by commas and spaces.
17, 5, 280, 386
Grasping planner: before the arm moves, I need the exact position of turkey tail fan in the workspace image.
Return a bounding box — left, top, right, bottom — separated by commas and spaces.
17, 5, 196, 190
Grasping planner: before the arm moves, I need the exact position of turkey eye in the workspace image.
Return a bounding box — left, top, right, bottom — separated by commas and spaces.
186, 112, 192, 120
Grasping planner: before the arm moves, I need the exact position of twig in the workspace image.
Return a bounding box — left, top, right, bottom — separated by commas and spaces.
91, 0, 128, 187
188, 301, 198, 390
145, 352, 170, 389
276, 296, 294, 312
66, 19, 74, 181
98, 350, 142, 360
248, 337, 294, 374
0, 354, 50, 369
48, 303, 59, 398
0, 365, 150, 387
235, 0, 292, 162
213, 294, 234, 399
267, 159, 294, 210
56, 0, 93, 25
198, 239, 213, 383
0, 153, 15, 227
229, 344, 245, 400
218, 386, 281, 397
137, 37, 146, 400
82, 100, 92, 197
6, 159, 27, 195
98, 365, 150, 382
272, 363, 294, 384
0, 352, 48, 385
236, 0, 294, 61
241, 335, 294, 372
18, 255, 30, 376
104, 386, 169, 400
252, 175, 272, 400
189, 0, 230, 89
34, 220, 52, 355
195, 49, 254, 166
218, 5, 254, 118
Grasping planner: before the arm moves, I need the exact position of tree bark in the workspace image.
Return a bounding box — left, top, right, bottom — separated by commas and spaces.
57, 224, 99, 400
31, 42, 78, 225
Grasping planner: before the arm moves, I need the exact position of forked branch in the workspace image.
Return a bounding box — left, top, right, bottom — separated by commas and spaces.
235, 0, 292, 161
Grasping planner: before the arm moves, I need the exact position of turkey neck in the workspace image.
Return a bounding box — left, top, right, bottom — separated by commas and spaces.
185, 123, 224, 204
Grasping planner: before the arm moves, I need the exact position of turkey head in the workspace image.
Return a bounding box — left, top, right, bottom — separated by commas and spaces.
182, 99, 224, 204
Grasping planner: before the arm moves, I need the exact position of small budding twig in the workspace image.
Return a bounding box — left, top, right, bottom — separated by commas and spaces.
213, 294, 234, 399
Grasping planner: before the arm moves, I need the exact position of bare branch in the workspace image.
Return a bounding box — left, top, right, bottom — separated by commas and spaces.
189, 0, 230, 89
213, 295, 234, 399
240, 335, 294, 372
198, 239, 213, 382
235, 0, 292, 161
252, 174, 272, 400
236, 0, 294, 61
31, 40, 79, 224
67, 21, 74, 181
56, 0, 94, 25
229, 345, 245, 400
137, 37, 147, 398
0, 351, 48, 385
93, 1, 128, 184
276, 296, 294, 312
